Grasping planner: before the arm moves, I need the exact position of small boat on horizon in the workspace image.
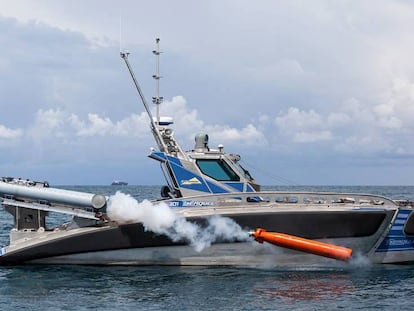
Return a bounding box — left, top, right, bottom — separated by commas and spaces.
111, 180, 128, 186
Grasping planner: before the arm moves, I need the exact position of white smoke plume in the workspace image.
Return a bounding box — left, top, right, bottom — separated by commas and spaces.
106, 191, 250, 252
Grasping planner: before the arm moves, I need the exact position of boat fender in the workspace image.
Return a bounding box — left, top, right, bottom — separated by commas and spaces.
161, 185, 171, 198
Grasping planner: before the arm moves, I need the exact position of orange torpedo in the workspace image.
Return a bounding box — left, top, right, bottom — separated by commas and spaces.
251, 228, 353, 261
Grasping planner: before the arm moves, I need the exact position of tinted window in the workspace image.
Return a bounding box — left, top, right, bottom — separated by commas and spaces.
196, 159, 240, 181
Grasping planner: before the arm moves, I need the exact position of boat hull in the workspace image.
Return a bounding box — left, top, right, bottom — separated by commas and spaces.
26, 243, 356, 266
1, 207, 410, 265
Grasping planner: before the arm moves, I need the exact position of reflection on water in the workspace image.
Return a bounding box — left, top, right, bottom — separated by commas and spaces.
252, 272, 354, 302
0, 265, 414, 310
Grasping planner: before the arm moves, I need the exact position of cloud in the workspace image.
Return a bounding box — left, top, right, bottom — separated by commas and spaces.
0, 124, 23, 139
29, 109, 65, 139
24, 108, 151, 140
375, 78, 414, 129
76, 95, 268, 148
159, 96, 202, 134
69, 112, 149, 137
155, 96, 268, 148
3, 94, 266, 159
274, 107, 333, 143
1, 2, 414, 184
206, 123, 267, 147
274, 94, 414, 157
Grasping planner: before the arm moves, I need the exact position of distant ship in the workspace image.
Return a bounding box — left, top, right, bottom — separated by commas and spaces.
111, 180, 128, 186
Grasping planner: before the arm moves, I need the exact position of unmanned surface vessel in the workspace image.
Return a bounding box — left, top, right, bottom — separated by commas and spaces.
0, 40, 413, 265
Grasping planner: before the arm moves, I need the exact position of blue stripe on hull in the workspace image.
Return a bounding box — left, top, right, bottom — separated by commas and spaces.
376, 209, 414, 252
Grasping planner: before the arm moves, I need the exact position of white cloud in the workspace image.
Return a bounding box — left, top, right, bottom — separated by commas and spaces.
335, 135, 389, 155
1, 2, 414, 184
274, 107, 332, 143
376, 78, 414, 129
72, 113, 113, 136
156, 96, 268, 148
17, 95, 266, 150
29, 109, 65, 140
160, 96, 202, 134
206, 123, 267, 146
0, 124, 23, 139
272, 96, 414, 156
69, 112, 149, 137
275, 108, 323, 131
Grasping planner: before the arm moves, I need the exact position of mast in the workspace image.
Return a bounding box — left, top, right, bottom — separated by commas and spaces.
121, 39, 189, 161
152, 38, 163, 125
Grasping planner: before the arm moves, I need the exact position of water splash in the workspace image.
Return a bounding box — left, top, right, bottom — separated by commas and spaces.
348, 251, 372, 268
106, 191, 250, 252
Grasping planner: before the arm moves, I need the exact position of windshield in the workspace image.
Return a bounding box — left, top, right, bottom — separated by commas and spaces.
196, 159, 240, 181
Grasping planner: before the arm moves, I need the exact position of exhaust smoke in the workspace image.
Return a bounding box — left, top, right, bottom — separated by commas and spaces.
107, 191, 250, 252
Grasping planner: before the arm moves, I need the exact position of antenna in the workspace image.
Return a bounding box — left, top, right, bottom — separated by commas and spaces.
120, 51, 167, 152
121, 42, 189, 160
152, 38, 163, 124
119, 12, 122, 53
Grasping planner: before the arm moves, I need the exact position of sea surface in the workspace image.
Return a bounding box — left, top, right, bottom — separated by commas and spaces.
1, 185, 414, 310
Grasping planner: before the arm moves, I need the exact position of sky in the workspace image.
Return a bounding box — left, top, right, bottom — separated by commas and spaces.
0, 0, 414, 186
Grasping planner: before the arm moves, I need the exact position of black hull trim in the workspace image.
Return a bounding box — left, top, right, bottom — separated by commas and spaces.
229, 211, 387, 239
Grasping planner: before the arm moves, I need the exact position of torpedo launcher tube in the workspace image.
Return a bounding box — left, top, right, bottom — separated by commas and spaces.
251, 228, 353, 261
0, 180, 107, 209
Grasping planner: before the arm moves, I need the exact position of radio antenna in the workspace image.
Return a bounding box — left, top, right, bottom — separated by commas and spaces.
152, 38, 163, 124
119, 10, 122, 53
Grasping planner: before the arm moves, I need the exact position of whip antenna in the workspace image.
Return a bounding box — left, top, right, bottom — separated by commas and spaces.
119, 10, 122, 53
152, 38, 163, 124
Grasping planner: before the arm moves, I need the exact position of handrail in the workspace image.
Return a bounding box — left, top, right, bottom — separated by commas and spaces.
163, 191, 398, 206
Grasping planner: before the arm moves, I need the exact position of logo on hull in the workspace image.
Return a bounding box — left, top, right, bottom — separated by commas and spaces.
181, 177, 202, 185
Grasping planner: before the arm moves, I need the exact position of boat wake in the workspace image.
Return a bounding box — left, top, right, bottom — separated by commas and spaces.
107, 191, 250, 252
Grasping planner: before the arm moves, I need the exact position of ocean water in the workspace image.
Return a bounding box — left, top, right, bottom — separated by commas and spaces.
0, 185, 414, 310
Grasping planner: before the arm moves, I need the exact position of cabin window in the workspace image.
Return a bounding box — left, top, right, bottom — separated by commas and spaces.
196, 159, 240, 181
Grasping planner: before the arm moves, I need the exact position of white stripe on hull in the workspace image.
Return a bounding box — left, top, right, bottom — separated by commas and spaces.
29, 242, 364, 267
372, 250, 414, 264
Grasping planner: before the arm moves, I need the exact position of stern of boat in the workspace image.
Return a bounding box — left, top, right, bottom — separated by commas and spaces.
372, 208, 414, 263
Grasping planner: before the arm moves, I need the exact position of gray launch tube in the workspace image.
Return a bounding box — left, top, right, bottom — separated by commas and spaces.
0, 181, 107, 209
